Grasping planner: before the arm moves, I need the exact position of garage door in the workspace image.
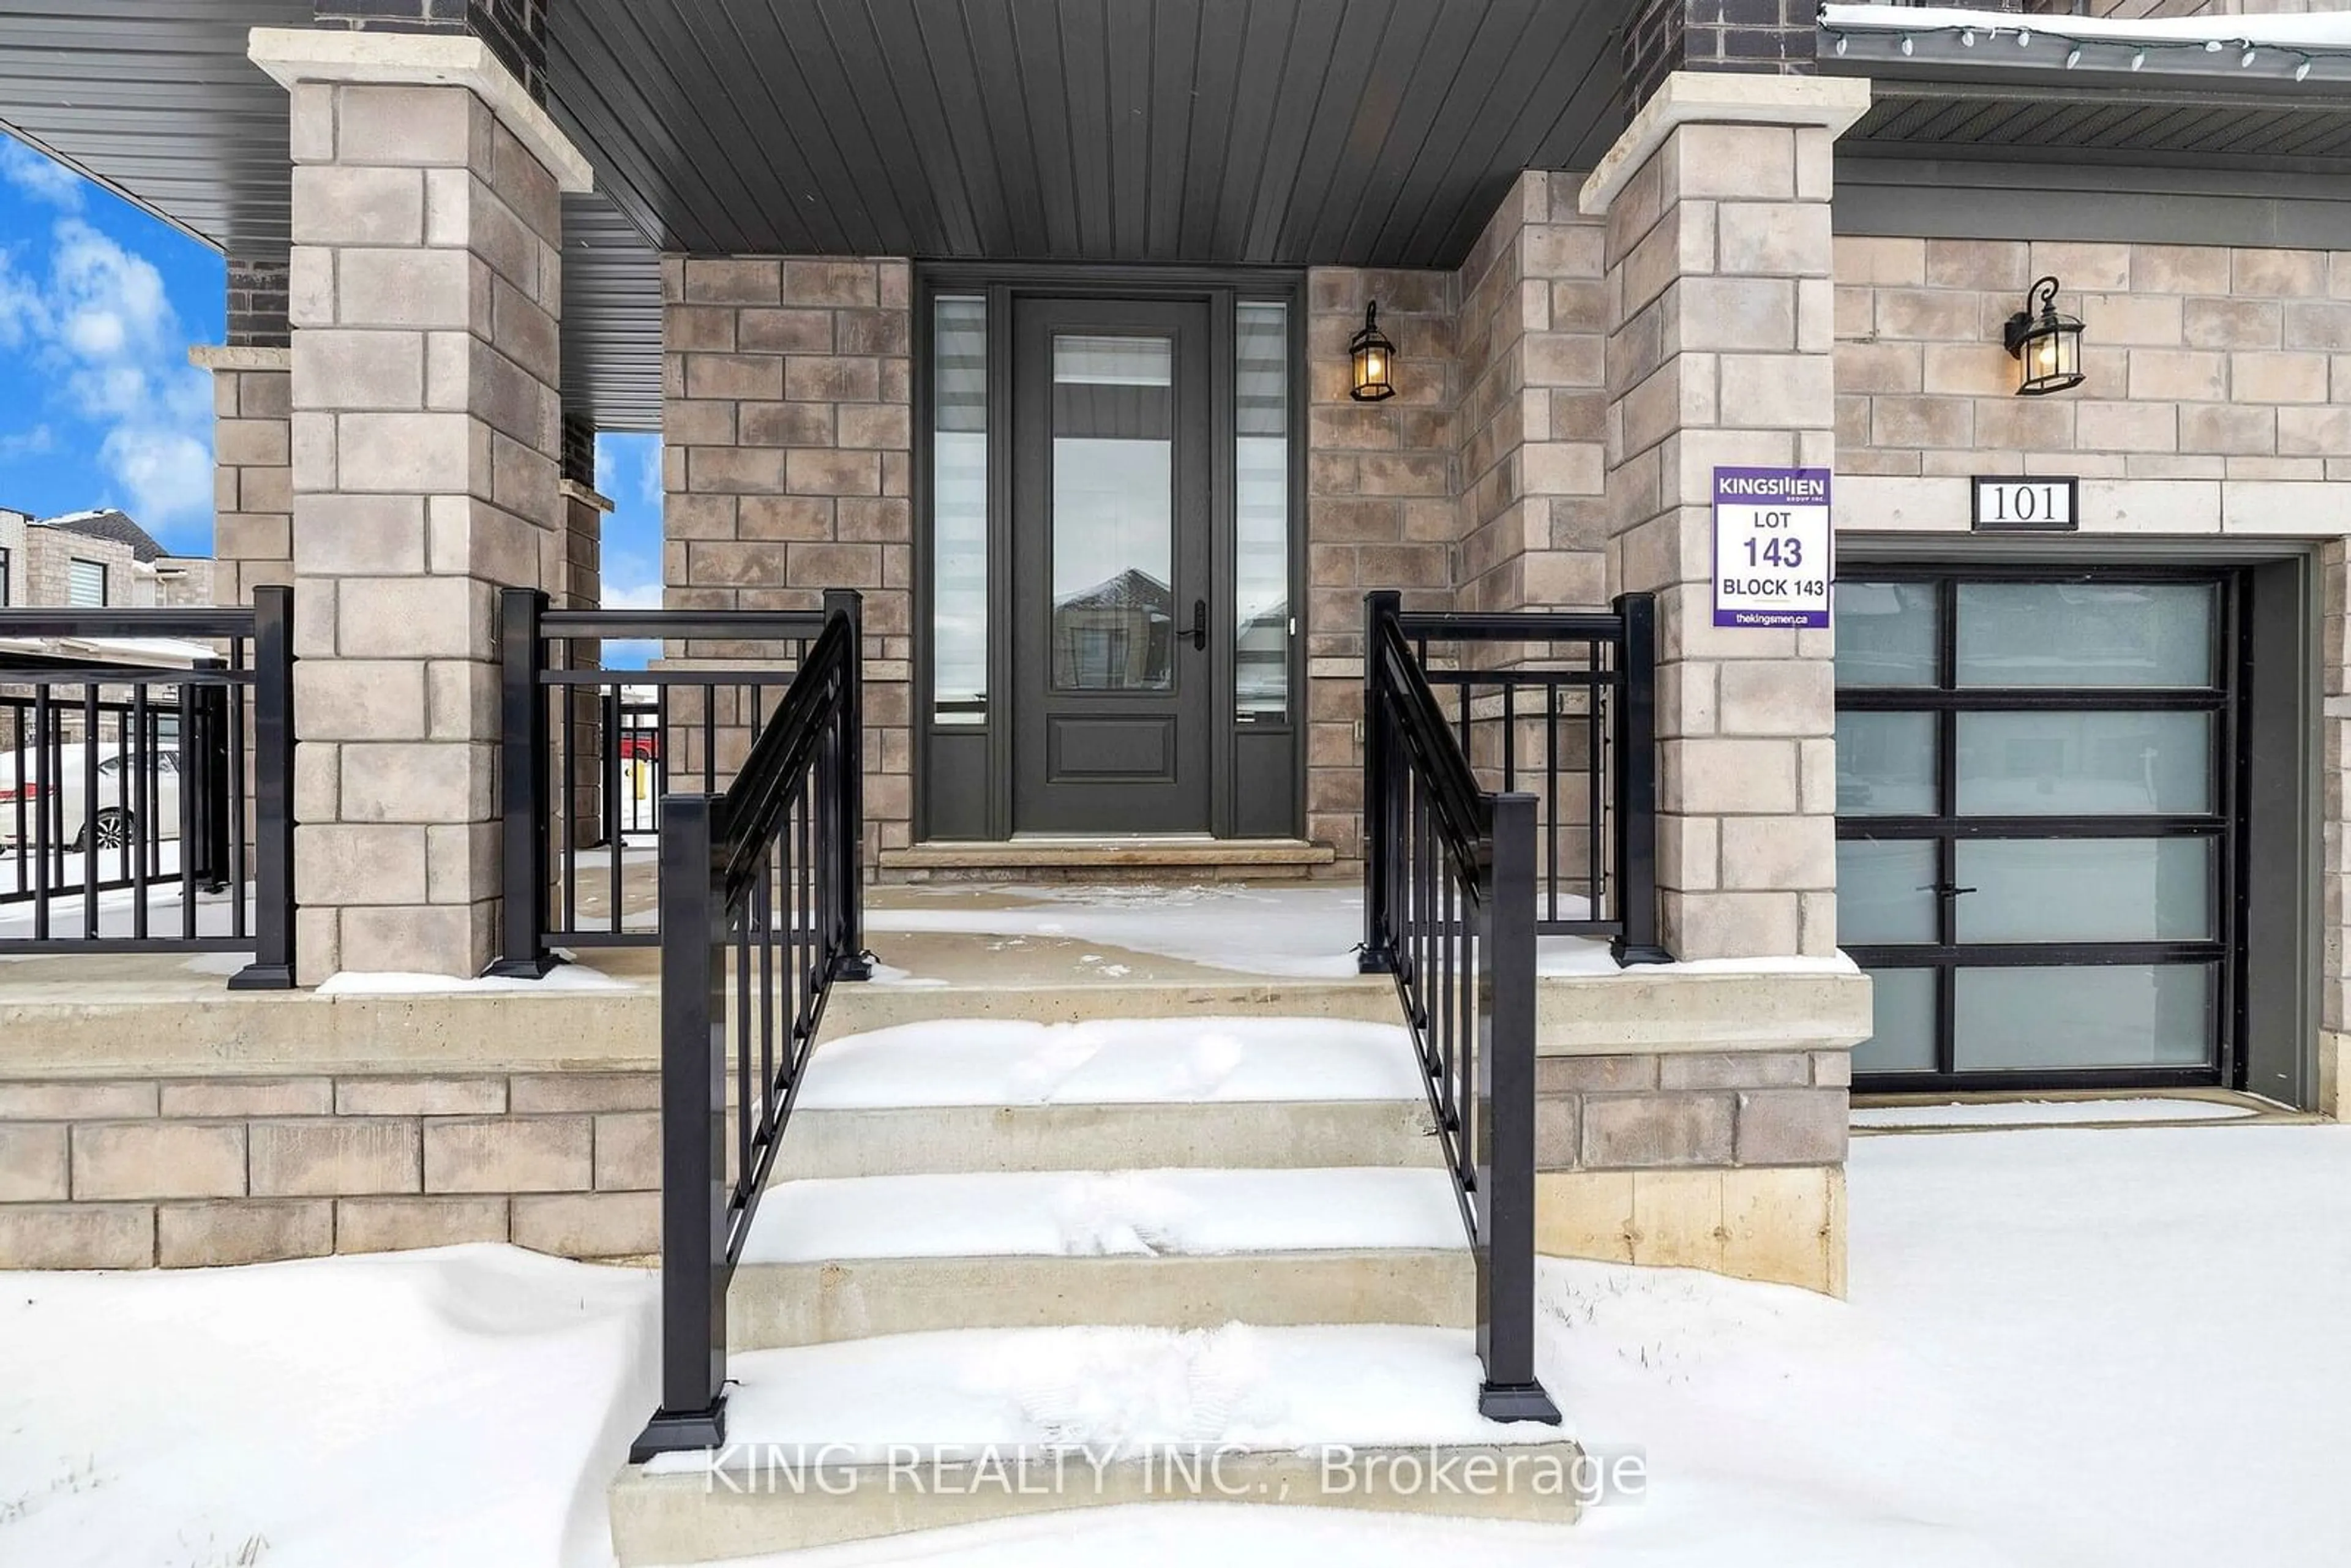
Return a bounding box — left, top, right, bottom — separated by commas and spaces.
1834, 570, 2240, 1091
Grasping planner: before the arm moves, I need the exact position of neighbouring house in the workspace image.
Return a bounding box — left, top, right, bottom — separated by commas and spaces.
1, 0, 2349, 1549
0, 508, 216, 612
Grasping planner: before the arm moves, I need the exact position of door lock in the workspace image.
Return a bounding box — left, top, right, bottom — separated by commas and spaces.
1188, 599, 1208, 652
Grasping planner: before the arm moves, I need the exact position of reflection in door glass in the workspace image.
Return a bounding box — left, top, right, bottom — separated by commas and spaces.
1051, 335, 1175, 691
932, 297, 988, 723
1236, 303, 1289, 721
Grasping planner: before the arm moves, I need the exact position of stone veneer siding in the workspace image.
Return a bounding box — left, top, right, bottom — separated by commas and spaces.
1301, 268, 1456, 865
282, 74, 572, 981
195, 347, 296, 607
1602, 113, 1843, 961
0, 1071, 660, 1268
1837, 238, 2351, 481
661, 255, 915, 865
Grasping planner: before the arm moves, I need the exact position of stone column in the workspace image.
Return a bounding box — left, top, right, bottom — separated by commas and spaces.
1583, 73, 1870, 960
194, 260, 295, 607
251, 28, 593, 981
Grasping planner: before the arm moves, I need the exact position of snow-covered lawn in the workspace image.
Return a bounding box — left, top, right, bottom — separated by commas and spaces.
4, 1123, 2347, 1567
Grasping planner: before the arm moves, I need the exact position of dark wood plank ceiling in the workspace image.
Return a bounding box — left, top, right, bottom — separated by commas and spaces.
546, 0, 1628, 268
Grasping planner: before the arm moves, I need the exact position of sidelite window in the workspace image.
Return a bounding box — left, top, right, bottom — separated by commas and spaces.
1235, 302, 1289, 722
1834, 573, 2237, 1089
932, 296, 988, 724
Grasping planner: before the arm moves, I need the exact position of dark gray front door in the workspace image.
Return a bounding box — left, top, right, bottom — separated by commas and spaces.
1011, 298, 1213, 833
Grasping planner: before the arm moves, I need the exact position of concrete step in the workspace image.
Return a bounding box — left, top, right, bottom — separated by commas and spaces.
778, 1015, 1441, 1176
610, 1323, 1580, 1561
776, 1098, 1440, 1177
729, 1168, 1473, 1348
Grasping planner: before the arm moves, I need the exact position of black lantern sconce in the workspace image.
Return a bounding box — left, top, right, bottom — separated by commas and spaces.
1349, 301, 1396, 402
2003, 275, 2086, 397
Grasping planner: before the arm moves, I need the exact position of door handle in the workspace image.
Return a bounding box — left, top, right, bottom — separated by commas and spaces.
1188, 599, 1208, 652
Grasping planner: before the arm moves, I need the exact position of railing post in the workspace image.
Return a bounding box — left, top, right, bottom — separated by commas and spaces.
632, 792, 732, 1459
822, 588, 871, 981
1478, 792, 1561, 1425
230, 587, 296, 989
1610, 593, 1670, 965
1359, 590, 1401, 975
489, 588, 557, 978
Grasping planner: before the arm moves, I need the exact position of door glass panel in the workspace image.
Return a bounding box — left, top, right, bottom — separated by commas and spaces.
1954, 838, 2215, 943
1955, 582, 2215, 688
1235, 302, 1289, 722
1836, 711, 1937, 816
1834, 580, 1937, 687
1839, 840, 1938, 944
1954, 964, 2214, 1069
931, 297, 989, 724
1956, 710, 2213, 816
1051, 334, 1174, 692
1855, 967, 1937, 1073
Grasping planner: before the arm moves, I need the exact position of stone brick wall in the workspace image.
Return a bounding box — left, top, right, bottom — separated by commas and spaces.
0, 1070, 659, 1268
1454, 171, 1611, 617
1835, 238, 2351, 481
313, 0, 550, 102
283, 74, 571, 981
661, 253, 916, 865
1602, 111, 1844, 961
194, 347, 295, 607
227, 259, 292, 351
1302, 268, 1455, 864
21, 527, 135, 607
1624, 0, 1817, 119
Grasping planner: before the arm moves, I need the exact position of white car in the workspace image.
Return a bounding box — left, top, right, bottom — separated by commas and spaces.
0, 743, 183, 853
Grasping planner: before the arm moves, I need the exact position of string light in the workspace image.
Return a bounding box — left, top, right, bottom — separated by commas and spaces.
2241, 46, 2257, 68
2130, 50, 2148, 70
2065, 46, 2082, 68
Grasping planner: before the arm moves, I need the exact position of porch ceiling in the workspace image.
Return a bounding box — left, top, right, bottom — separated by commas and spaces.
0, 0, 1629, 434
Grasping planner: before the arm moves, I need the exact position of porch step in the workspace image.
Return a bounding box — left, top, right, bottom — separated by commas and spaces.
729, 1168, 1472, 1347
781, 1015, 1439, 1174
610, 1324, 1580, 1562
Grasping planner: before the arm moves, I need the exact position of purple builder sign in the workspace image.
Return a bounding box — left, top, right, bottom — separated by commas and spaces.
1712, 466, 1832, 630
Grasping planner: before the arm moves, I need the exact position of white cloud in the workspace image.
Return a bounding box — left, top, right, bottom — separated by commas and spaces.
605, 580, 664, 610
0, 424, 55, 462
0, 136, 83, 211
4, 217, 215, 536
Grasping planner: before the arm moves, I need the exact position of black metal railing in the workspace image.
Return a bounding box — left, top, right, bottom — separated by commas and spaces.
632, 590, 869, 1458
1357, 590, 1663, 1422
1371, 593, 1665, 958
492, 590, 831, 975
0, 590, 294, 986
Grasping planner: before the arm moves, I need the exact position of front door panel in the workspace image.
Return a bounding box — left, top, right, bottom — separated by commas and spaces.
1013, 299, 1212, 833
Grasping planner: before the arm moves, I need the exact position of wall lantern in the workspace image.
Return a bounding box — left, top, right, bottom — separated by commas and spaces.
1349, 301, 1396, 402
2002, 275, 2086, 396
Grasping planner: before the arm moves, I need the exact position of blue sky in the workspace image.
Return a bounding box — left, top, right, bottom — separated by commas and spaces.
0, 132, 666, 627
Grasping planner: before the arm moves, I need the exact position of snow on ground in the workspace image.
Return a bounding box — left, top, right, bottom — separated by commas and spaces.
0, 1245, 657, 1568
793, 1018, 1428, 1108
7, 1123, 2349, 1567
866, 883, 1856, 982
1853, 1097, 2255, 1128
740, 1168, 1464, 1264
315, 962, 640, 994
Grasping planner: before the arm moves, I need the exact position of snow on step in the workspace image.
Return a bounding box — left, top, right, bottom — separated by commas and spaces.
740, 1168, 1467, 1264
639, 1322, 1561, 1472
800, 1016, 1428, 1108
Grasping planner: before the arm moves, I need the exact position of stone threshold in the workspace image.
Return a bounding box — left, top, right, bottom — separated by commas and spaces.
880, 838, 1338, 876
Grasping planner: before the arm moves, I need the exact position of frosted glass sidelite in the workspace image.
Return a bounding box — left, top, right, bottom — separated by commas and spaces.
932, 297, 989, 724
1235, 302, 1290, 721
1955, 582, 2215, 688
1051, 334, 1175, 692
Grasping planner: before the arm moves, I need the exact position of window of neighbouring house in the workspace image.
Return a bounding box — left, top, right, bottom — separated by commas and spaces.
68, 558, 107, 607
932, 295, 988, 725
0, 546, 11, 606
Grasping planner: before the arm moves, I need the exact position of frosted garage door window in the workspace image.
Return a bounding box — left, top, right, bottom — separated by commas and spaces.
1955, 964, 2214, 1070
1955, 583, 2214, 688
